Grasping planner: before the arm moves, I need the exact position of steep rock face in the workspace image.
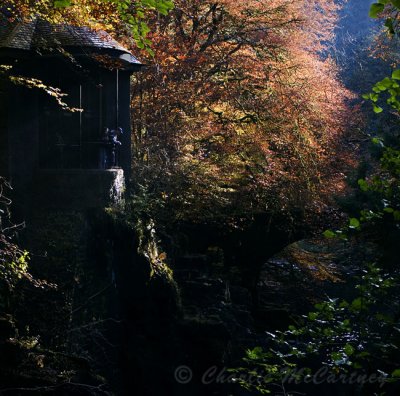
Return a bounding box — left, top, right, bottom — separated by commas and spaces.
31, 169, 125, 210
0, 170, 182, 395
0, 171, 125, 393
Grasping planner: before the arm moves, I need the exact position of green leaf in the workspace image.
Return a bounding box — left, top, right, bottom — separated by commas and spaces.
331, 351, 343, 363
54, 0, 71, 8
349, 218, 360, 229
351, 297, 363, 310
370, 3, 385, 18
323, 229, 336, 239
391, 369, 400, 377
377, 77, 393, 90
373, 105, 384, 114
394, 210, 400, 221
246, 346, 264, 360
358, 179, 369, 192
392, 70, 400, 80
308, 312, 318, 321
372, 137, 385, 147
344, 344, 355, 356
342, 319, 351, 327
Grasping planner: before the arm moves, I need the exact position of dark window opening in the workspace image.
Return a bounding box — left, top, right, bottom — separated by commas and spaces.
39, 76, 121, 170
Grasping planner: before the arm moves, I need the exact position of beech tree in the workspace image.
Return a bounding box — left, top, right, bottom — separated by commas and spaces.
131, 0, 355, 226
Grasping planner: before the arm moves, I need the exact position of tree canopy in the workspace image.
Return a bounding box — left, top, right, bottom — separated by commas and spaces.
130, 0, 355, 227
3, 0, 174, 49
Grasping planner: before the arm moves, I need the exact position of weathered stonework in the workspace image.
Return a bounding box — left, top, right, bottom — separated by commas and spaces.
32, 169, 125, 210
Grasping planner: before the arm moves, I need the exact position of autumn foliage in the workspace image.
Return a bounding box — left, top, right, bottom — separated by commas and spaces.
3, 0, 355, 228
3, 0, 174, 49
131, 0, 355, 226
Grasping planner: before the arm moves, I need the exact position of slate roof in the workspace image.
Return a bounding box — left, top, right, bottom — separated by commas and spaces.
0, 14, 141, 65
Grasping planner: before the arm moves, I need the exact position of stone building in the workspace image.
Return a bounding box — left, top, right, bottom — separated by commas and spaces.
0, 14, 142, 213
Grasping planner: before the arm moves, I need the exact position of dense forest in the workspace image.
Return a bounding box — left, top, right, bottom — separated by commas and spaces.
1, 0, 400, 395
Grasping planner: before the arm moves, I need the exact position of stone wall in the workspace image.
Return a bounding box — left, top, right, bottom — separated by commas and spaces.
32, 168, 125, 210
14, 168, 128, 392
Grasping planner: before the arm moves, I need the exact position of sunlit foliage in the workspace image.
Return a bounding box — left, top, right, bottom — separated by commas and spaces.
131, 0, 355, 226
3, 0, 174, 49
